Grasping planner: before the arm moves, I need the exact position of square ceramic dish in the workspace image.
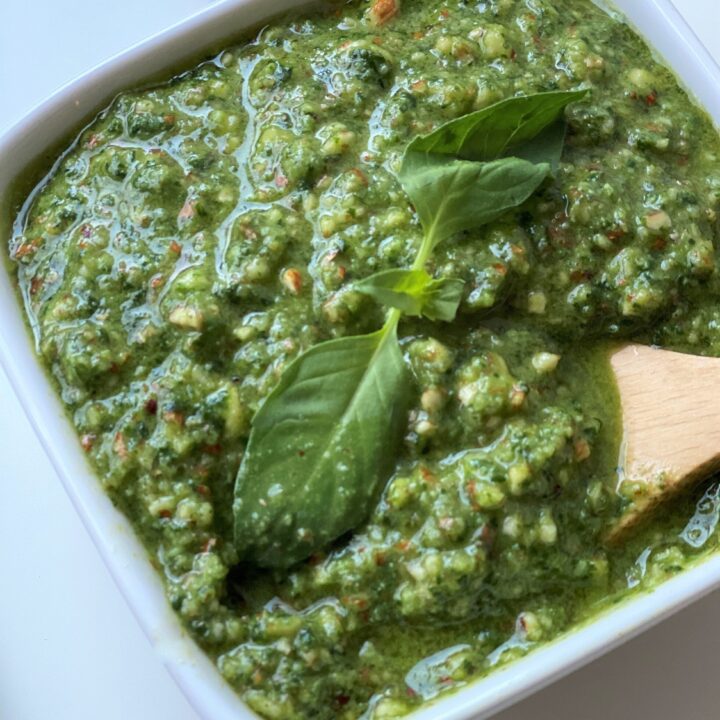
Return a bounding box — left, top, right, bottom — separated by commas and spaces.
2, 1, 720, 718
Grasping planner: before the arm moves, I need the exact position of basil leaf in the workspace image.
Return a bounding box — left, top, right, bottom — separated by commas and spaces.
356, 268, 464, 321
512, 120, 567, 172
399, 154, 550, 247
406, 89, 587, 162
233, 325, 410, 568
422, 276, 465, 321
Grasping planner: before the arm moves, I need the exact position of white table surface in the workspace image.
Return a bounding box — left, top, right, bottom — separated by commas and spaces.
2, 2, 720, 719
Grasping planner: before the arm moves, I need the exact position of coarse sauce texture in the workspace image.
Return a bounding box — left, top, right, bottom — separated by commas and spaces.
8, 0, 720, 717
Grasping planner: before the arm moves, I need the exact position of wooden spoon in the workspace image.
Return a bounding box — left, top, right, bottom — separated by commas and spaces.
608, 343, 720, 541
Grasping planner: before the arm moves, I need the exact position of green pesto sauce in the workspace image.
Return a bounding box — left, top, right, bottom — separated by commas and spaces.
7, 0, 720, 717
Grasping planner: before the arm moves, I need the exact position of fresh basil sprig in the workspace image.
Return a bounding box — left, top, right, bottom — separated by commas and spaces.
233, 90, 586, 568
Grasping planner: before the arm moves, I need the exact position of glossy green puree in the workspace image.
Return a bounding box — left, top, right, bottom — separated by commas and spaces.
8, 0, 720, 717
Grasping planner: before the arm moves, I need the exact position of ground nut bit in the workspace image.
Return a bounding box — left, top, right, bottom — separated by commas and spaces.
168, 305, 204, 330
421, 386, 446, 413
645, 210, 672, 231
532, 352, 561, 374
281, 268, 303, 294
367, 0, 399, 26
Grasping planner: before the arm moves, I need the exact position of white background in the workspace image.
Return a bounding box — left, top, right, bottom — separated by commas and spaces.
2, 1, 720, 718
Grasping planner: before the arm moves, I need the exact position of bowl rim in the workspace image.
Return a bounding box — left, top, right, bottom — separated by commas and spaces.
2, 1, 720, 719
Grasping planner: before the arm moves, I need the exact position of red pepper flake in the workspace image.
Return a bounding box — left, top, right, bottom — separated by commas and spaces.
150, 274, 164, 289
412, 30, 425, 40
350, 167, 368, 186
164, 114, 176, 125
420, 466, 436, 483
677, 155, 689, 166
372, 36, 384, 46
80, 434, 96, 452
204, 443, 223, 455
144, 398, 158, 415
274, 174, 289, 188
478, 523, 495, 547
492, 263, 508, 276
406, 687, 417, 698
158, 509, 172, 519
439, 7, 450, 17
396, 539, 411, 552
606, 228, 626, 242
651, 237, 667, 251
196, 484, 210, 497
29, 276, 44, 296
645, 91, 658, 106
338, 265, 347, 280
86, 133, 101, 149
169, 240, 182, 254
465, 480, 479, 509
12, 240, 39, 259
334, 694, 350, 707
510, 48, 517, 61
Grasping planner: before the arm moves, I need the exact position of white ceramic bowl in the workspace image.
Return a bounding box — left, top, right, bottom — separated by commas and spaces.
2, 1, 720, 718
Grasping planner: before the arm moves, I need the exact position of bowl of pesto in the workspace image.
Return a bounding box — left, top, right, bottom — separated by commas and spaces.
3, 0, 720, 718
